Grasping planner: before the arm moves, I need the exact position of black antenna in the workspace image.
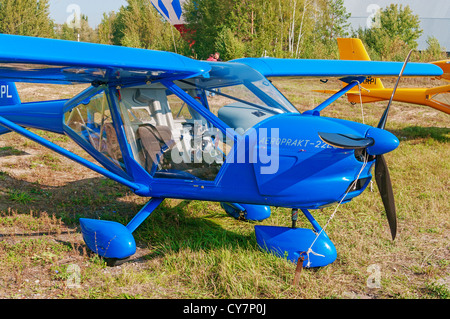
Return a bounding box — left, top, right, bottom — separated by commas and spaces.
377, 50, 414, 130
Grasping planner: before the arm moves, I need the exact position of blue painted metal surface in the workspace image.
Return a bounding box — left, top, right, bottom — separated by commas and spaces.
220, 203, 271, 221
0, 127, 10, 135
126, 198, 164, 233
255, 225, 337, 267
113, 112, 377, 209
242, 204, 271, 221
300, 209, 323, 233
80, 197, 164, 259
0, 82, 20, 106
0, 81, 19, 135
231, 57, 443, 78
0, 100, 66, 134
0, 34, 211, 85
304, 78, 364, 115
365, 128, 400, 156
80, 218, 136, 259
0, 34, 441, 86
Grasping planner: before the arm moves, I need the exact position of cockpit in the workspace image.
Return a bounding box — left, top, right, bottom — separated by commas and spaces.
64, 62, 297, 182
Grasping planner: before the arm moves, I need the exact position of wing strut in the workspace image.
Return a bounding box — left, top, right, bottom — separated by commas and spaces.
304, 76, 366, 115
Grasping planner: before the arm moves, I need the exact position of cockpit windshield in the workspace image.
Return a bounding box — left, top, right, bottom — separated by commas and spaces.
179, 62, 298, 134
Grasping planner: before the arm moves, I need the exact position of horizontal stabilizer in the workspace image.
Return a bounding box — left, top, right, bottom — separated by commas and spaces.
318, 132, 374, 149
346, 93, 385, 104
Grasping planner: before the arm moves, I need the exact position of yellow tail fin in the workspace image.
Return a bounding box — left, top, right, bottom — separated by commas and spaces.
337, 38, 385, 90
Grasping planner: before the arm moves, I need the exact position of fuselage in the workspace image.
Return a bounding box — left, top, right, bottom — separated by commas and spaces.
0, 62, 399, 210
346, 86, 450, 115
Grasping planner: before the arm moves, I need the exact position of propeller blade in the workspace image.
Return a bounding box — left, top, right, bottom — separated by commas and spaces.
318, 132, 374, 149
378, 49, 414, 130
374, 154, 397, 240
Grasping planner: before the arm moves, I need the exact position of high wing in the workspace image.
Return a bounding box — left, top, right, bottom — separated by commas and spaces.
231, 57, 443, 79
230, 57, 442, 115
0, 35, 442, 86
0, 34, 211, 85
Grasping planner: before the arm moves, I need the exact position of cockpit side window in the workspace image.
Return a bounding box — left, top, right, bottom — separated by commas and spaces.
64, 90, 125, 171
431, 92, 450, 105
117, 83, 227, 181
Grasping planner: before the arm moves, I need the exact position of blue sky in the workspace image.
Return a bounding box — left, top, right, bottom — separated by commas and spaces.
49, 0, 128, 27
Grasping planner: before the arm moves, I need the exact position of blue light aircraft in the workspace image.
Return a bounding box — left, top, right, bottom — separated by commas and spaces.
0, 35, 443, 267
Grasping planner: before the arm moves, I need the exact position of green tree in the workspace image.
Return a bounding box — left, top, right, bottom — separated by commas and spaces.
0, 0, 54, 37
378, 4, 422, 47
316, 0, 350, 41
183, 0, 231, 59
183, 0, 352, 60
55, 15, 98, 43
97, 0, 187, 53
301, 0, 351, 59
184, 0, 319, 60
97, 11, 118, 45
214, 27, 246, 60
420, 36, 447, 62
354, 4, 423, 61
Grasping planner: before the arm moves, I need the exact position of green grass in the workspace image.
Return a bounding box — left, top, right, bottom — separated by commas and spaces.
8, 190, 35, 204
0, 80, 448, 299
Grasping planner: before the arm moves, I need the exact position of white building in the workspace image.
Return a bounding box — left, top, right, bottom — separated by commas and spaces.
343, 0, 450, 51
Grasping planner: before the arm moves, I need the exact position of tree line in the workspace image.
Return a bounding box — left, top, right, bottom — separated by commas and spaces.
0, 0, 447, 62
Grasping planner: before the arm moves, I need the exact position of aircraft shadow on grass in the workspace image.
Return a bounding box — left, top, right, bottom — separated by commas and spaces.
0, 173, 257, 264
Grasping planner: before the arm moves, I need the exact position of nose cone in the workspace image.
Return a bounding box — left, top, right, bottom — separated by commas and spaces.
365, 128, 399, 156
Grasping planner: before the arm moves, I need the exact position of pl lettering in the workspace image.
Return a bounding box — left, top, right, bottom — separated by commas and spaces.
0, 85, 12, 99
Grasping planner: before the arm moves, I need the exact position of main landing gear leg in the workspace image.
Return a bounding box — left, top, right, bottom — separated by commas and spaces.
291, 209, 298, 228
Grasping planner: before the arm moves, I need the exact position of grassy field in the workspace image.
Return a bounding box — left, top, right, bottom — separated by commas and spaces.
0, 78, 448, 300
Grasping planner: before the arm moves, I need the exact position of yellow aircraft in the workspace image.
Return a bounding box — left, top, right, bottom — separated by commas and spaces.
317, 38, 450, 114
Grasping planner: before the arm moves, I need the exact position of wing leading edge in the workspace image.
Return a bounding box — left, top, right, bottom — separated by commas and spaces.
0, 35, 443, 85
231, 57, 443, 79
0, 34, 211, 85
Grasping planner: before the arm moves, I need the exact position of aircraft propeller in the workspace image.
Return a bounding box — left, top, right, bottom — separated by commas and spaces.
319, 50, 414, 240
